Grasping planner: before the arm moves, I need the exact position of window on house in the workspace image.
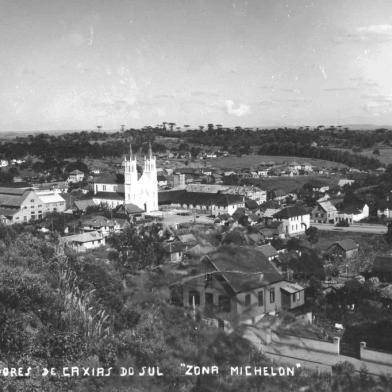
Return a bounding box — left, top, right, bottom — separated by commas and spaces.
270, 288, 275, 303
293, 292, 301, 302
245, 294, 251, 306
218, 296, 231, 312
189, 290, 200, 307
258, 291, 264, 307
205, 293, 213, 309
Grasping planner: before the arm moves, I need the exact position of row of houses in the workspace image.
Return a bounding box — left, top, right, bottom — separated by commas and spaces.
311, 200, 369, 224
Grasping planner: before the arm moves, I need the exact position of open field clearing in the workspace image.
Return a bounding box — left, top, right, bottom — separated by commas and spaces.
207, 154, 349, 170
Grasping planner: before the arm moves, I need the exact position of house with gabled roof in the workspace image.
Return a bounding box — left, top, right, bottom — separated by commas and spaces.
336, 203, 369, 224
273, 206, 310, 236
177, 245, 305, 329
327, 239, 359, 259
0, 186, 65, 224
60, 230, 105, 252
311, 200, 338, 224
258, 244, 279, 262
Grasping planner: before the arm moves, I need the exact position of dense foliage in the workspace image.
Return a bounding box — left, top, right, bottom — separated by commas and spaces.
0, 223, 391, 391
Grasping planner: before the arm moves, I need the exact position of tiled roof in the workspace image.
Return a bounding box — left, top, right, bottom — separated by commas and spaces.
61, 231, 104, 244
338, 204, 364, 214
258, 244, 278, 258
94, 175, 123, 184
273, 206, 308, 219
82, 215, 116, 227
123, 203, 144, 213
93, 192, 125, 201
159, 190, 243, 207
318, 201, 337, 213
74, 199, 95, 211
205, 245, 283, 293
281, 282, 304, 294
0, 207, 18, 218
329, 239, 358, 251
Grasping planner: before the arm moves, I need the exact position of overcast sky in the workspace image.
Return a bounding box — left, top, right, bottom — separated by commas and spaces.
1, 0, 392, 132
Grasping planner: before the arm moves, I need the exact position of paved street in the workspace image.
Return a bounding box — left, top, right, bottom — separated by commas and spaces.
312, 222, 387, 234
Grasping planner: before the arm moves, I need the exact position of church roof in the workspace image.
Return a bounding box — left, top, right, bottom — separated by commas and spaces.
159, 191, 243, 207
94, 175, 122, 184
93, 192, 125, 201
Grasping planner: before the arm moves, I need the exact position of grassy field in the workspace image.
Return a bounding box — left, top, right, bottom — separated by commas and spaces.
255, 175, 338, 192
332, 147, 392, 165
207, 154, 348, 170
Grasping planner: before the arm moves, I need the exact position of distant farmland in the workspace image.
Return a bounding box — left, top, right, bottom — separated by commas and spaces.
207, 154, 349, 170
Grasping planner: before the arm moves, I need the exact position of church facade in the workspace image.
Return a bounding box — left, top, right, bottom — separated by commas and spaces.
93, 144, 158, 213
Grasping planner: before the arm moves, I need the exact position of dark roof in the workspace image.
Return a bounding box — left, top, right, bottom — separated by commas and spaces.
175, 168, 200, 175
245, 198, 259, 210
123, 203, 144, 214
0, 207, 18, 218
82, 215, 115, 227
0, 182, 32, 188
338, 204, 364, 214
378, 200, 392, 210
232, 207, 246, 221
94, 192, 125, 201
205, 245, 283, 293
329, 239, 358, 252
159, 190, 243, 207
258, 244, 278, 258
74, 199, 95, 211
158, 190, 187, 205
273, 206, 308, 219
94, 174, 123, 184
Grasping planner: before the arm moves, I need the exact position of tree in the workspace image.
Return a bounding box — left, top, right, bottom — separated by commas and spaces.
305, 226, 319, 245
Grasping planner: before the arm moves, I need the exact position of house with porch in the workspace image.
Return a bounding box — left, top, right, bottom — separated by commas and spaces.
176, 246, 305, 329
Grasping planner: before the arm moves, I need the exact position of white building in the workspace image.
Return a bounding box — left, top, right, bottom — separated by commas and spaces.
93, 144, 158, 213
273, 206, 310, 236
61, 231, 105, 252
336, 204, 369, 224
68, 170, 85, 183
0, 187, 66, 224
377, 200, 392, 219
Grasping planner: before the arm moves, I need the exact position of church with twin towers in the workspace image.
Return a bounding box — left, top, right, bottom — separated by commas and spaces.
93, 143, 158, 213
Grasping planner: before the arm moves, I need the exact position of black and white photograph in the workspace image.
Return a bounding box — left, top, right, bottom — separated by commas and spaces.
1, 0, 392, 391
